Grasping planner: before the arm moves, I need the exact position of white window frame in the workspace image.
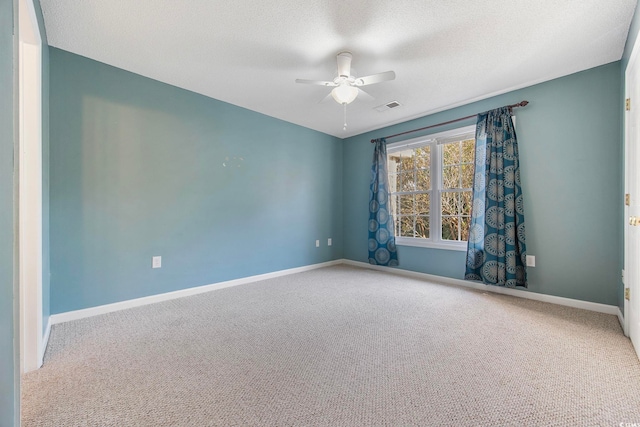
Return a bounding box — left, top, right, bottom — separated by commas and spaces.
387, 125, 476, 252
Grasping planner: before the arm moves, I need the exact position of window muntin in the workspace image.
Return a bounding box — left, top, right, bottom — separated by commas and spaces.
387, 126, 475, 250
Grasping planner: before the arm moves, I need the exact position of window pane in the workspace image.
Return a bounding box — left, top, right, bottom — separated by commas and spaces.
441, 191, 459, 216
417, 168, 430, 190
391, 148, 414, 172
399, 194, 414, 215
461, 139, 475, 164
400, 172, 415, 192
443, 142, 460, 165
442, 165, 461, 189
416, 215, 430, 238
461, 191, 472, 216
460, 216, 471, 241
400, 157, 414, 173
415, 193, 430, 215
461, 164, 474, 189
414, 146, 431, 169
442, 216, 459, 241
400, 215, 415, 237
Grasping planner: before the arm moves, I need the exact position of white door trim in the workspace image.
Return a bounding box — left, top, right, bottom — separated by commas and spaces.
18, 0, 43, 373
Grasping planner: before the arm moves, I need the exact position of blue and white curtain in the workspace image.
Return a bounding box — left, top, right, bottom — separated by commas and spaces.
368, 138, 399, 266
465, 107, 527, 287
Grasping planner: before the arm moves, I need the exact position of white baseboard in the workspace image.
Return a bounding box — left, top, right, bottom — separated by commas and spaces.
342, 259, 620, 316
39, 317, 51, 366
49, 258, 620, 327
50, 260, 343, 325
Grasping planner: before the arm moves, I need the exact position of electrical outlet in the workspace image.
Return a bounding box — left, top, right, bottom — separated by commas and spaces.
315, 240, 320, 248
526, 255, 535, 267
328, 238, 332, 246
152, 256, 162, 268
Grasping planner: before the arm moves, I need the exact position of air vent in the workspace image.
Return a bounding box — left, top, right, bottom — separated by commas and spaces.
374, 101, 401, 112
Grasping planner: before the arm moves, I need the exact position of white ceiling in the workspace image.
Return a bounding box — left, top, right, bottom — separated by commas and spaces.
40, 0, 637, 138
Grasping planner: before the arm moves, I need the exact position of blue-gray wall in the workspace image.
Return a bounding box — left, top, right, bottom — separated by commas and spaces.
0, 0, 16, 423
343, 62, 622, 306
620, 3, 640, 311
49, 48, 343, 314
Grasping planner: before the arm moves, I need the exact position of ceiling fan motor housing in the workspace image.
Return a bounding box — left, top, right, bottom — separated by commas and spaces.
336, 51, 353, 78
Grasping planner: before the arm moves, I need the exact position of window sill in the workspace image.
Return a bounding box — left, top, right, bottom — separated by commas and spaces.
395, 237, 467, 252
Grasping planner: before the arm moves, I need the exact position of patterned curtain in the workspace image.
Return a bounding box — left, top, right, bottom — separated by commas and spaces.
465, 107, 527, 287
368, 138, 399, 266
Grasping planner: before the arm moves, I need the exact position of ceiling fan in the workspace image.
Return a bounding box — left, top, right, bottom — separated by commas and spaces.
296, 51, 396, 105
296, 51, 396, 130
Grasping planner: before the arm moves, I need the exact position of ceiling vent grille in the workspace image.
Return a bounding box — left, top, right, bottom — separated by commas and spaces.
375, 101, 401, 112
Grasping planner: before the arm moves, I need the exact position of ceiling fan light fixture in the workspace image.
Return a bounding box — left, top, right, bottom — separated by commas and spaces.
331, 84, 358, 105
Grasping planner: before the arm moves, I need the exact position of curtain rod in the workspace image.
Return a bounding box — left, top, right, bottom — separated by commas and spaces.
371, 100, 529, 143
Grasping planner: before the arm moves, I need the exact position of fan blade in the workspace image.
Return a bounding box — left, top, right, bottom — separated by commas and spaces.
295, 79, 337, 86
356, 88, 375, 102
336, 51, 352, 77
319, 93, 333, 104
354, 71, 396, 86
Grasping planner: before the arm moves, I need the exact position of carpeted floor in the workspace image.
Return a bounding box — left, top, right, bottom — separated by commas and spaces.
21, 265, 640, 426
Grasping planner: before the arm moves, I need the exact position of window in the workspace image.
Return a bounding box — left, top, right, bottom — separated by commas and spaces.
387, 125, 475, 251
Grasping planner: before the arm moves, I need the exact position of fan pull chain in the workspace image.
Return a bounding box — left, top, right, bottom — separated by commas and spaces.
343, 103, 348, 131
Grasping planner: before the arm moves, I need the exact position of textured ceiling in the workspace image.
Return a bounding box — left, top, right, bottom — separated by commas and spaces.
40, 0, 637, 138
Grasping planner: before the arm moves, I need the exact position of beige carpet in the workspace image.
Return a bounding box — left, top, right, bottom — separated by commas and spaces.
21, 265, 640, 426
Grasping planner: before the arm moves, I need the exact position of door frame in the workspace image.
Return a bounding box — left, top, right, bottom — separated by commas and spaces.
625, 55, 632, 337
18, 0, 44, 373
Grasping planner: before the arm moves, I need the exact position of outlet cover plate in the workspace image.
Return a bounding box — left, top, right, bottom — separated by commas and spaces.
526, 255, 535, 267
